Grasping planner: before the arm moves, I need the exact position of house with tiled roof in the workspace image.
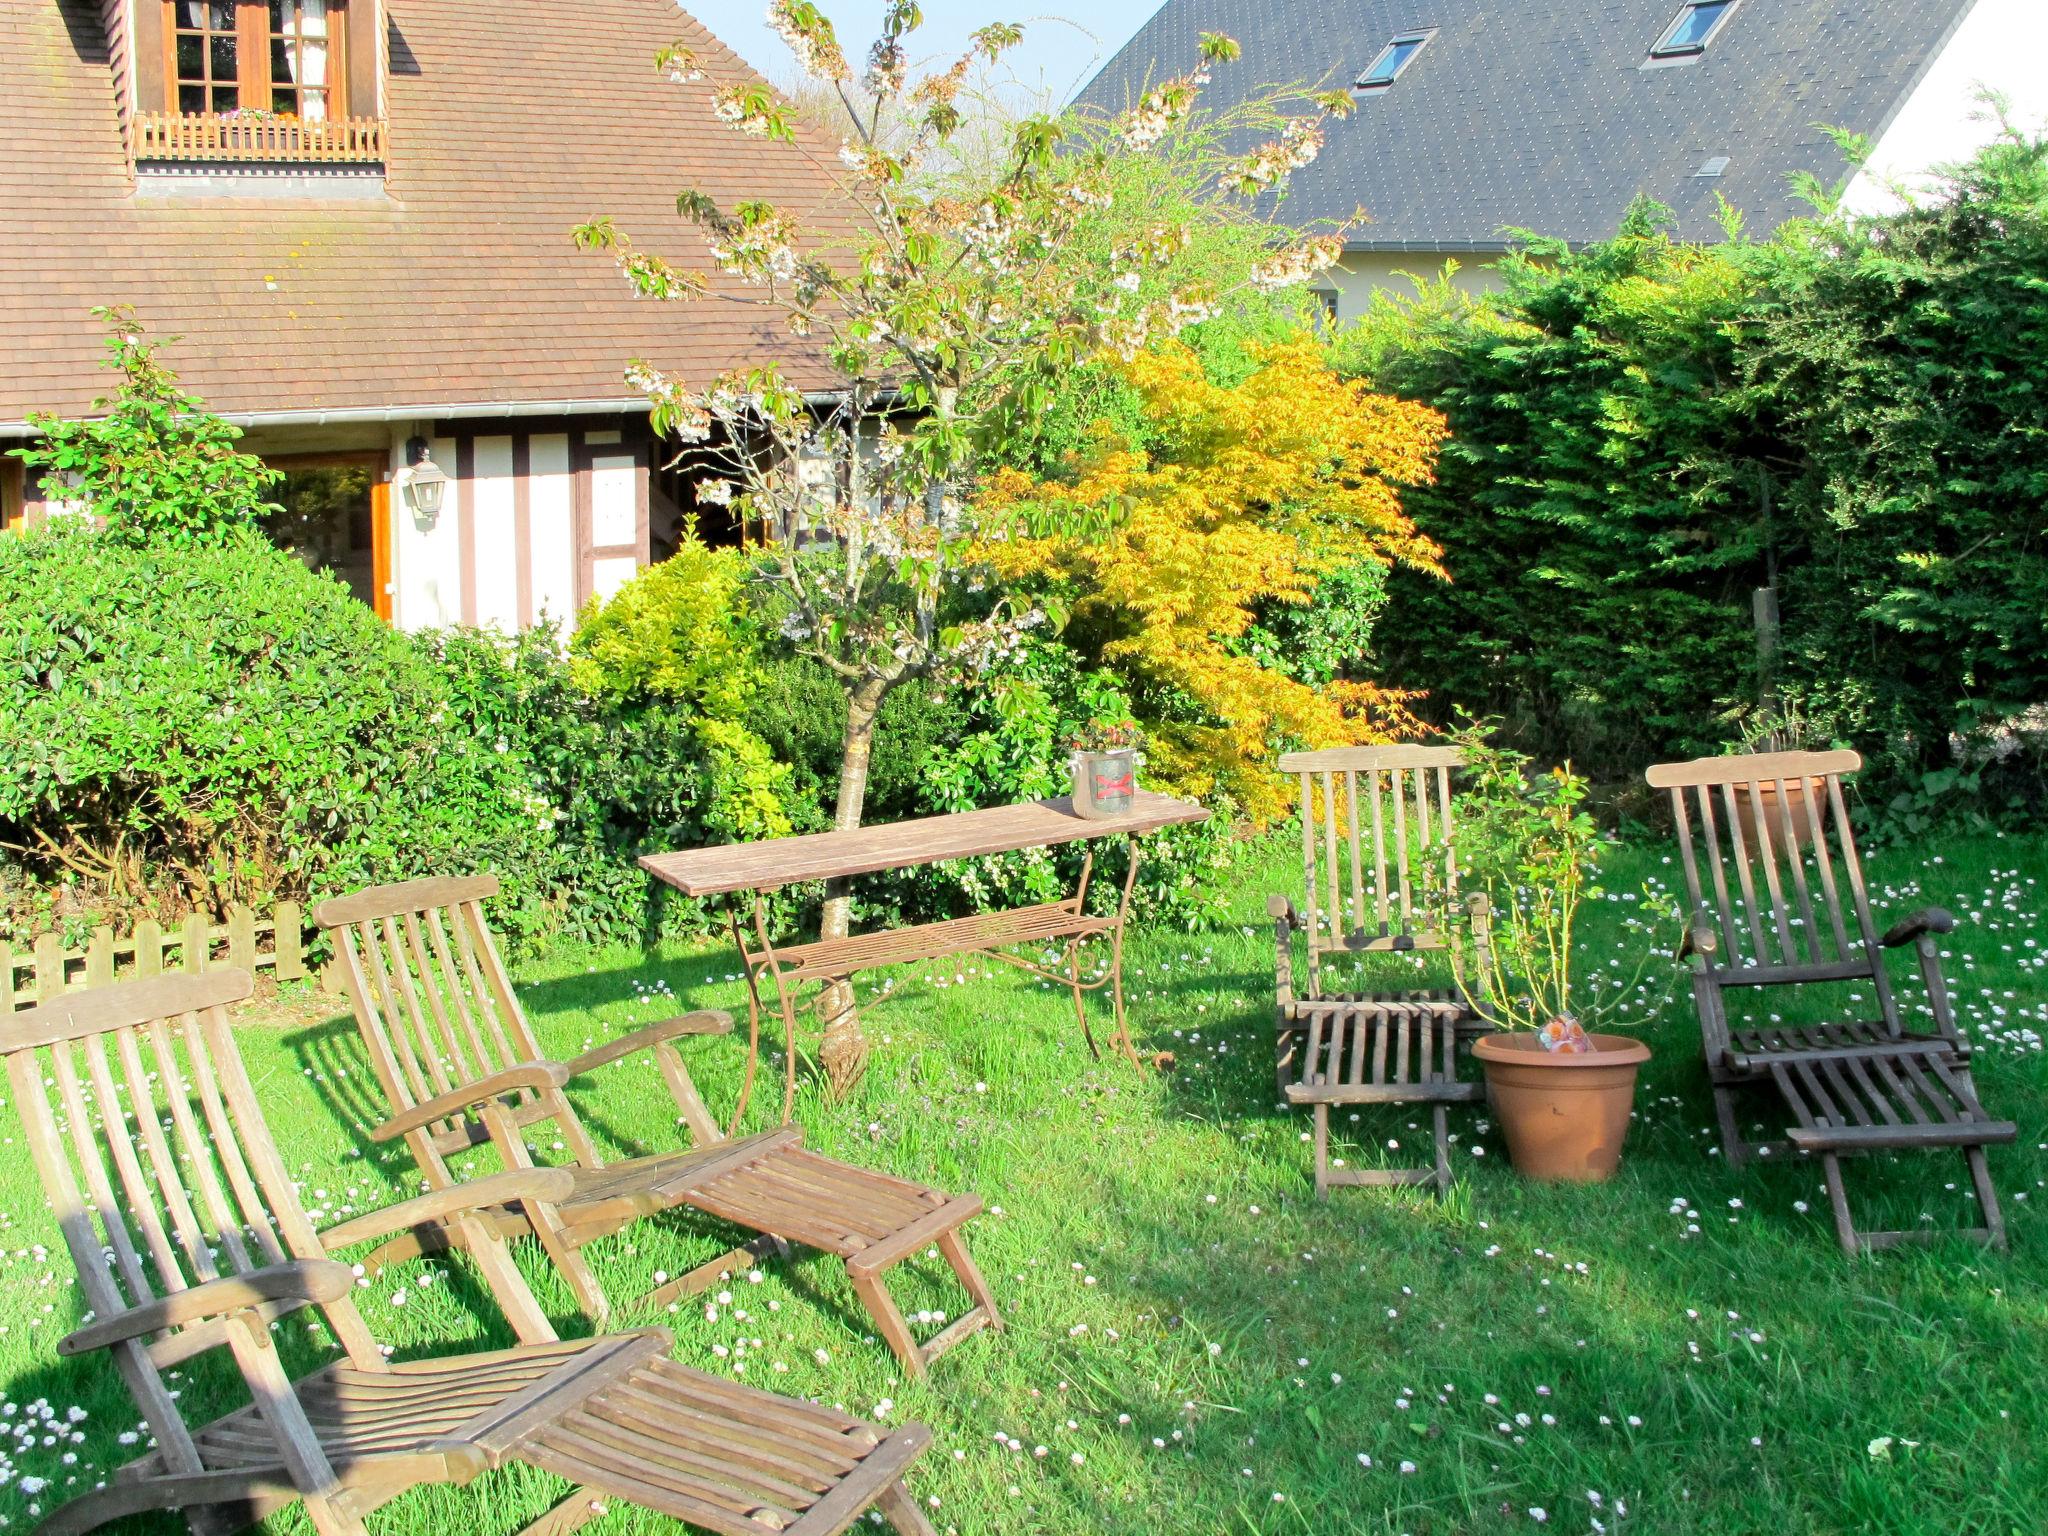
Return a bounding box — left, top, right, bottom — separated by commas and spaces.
0, 0, 851, 630
1077, 0, 2048, 319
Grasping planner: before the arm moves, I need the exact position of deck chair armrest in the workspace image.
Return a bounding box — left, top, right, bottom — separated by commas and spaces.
1678, 919, 1719, 961
319, 1167, 579, 1251
1881, 906, 1956, 947
369, 1063, 573, 1142
57, 1259, 357, 1356
564, 1009, 734, 1077
1265, 893, 1302, 930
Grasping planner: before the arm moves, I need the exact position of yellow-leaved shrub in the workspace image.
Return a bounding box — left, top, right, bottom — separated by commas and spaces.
979, 337, 1449, 823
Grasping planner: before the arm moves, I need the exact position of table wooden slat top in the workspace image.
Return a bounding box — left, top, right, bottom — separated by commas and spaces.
640, 791, 1208, 897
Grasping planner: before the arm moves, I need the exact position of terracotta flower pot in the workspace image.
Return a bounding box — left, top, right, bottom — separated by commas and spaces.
1471, 1032, 1651, 1183
1729, 776, 1827, 852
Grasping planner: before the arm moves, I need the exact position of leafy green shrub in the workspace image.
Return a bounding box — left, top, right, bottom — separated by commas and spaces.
1339, 135, 2048, 819
0, 522, 548, 931
1743, 126, 2048, 811
9, 308, 280, 549
1339, 204, 1773, 778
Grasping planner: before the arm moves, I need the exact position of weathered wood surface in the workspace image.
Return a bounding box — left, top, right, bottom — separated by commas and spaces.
2, 969, 938, 1536
641, 791, 1206, 896
1647, 747, 2013, 1254
1269, 746, 1490, 1202
319, 878, 1006, 1378
765, 901, 1117, 982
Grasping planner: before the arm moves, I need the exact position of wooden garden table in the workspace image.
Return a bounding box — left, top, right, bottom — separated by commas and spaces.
641, 792, 1207, 1106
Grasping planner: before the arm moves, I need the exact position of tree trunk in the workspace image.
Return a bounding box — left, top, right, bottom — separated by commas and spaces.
817, 674, 888, 1097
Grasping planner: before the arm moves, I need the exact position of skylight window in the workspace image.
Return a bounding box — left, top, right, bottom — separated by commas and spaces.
1355, 29, 1434, 93
1651, 0, 1737, 58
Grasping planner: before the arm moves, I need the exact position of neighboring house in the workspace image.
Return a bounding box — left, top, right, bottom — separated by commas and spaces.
1076, 0, 2048, 321
0, 1, 851, 630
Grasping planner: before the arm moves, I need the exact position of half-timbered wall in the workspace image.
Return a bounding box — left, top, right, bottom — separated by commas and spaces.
390, 417, 652, 634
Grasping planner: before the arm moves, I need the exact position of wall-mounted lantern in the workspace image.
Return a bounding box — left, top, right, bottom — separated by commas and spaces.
398, 436, 449, 521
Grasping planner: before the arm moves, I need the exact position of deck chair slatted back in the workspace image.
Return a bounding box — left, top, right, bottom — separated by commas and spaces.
5, 970, 946, 1536
1646, 749, 1901, 1054
1646, 750, 2012, 1254
1278, 745, 1463, 995
318, 876, 588, 1173
1, 972, 383, 1472
1271, 745, 1487, 1200
317, 876, 1005, 1377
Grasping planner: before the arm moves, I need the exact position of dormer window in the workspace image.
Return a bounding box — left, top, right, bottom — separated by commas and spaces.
167, 1, 347, 118
1355, 29, 1434, 94
1651, 1, 1737, 59
136, 0, 383, 167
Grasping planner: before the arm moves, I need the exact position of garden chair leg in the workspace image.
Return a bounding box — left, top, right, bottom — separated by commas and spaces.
1276, 1026, 1300, 1104
1432, 1104, 1451, 1196
513, 1487, 607, 1536
1713, 1083, 1749, 1167
937, 1229, 1004, 1337
1313, 1104, 1330, 1201
1064, 938, 1101, 1059
1822, 1153, 1861, 1255
1965, 1146, 2008, 1250
876, 1482, 941, 1536
847, 1264, 925, 1377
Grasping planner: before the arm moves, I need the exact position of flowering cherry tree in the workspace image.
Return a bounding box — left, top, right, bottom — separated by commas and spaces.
578, 1, 1355, 1093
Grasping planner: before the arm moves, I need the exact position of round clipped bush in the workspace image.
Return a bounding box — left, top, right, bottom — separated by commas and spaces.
0, 520, 550, 922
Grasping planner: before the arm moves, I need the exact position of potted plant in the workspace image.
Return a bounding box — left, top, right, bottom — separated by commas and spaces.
1456, 739, 1674, 1182
1069, 718, 1142, 819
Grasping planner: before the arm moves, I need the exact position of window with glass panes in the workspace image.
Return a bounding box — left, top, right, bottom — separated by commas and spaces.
165, 0, 344, 118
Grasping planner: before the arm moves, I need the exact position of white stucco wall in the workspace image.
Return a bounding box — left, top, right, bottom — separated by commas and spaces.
1841, 0, 2048, 217
1320, 250, 1508, 324
527, 432, 577, 632
393, 430, 463, 629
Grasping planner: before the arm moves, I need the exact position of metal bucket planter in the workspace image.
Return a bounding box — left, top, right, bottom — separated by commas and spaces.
1071, 749, 1138, 819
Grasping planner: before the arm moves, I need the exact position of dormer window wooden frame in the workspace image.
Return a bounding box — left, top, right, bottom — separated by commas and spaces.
162, 0, 349, 119
131, 0, 385, 165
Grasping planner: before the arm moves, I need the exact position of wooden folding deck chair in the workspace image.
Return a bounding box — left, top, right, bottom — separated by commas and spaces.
1646, 749, 2014, 1253
314, 875, 1000, 1378
1, 968, 938, 1536
1268, 745, 1492, 1197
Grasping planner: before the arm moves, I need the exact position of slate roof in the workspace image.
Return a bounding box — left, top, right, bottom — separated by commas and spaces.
0, 1, 857, 426
1076, 0, 1977, 250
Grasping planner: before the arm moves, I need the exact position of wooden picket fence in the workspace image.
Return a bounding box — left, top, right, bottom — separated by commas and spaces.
2, 900, 316, 1011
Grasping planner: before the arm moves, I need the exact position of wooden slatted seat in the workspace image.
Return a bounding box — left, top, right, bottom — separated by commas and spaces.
762, 901, 1118, 982
1268, 746, 1493, 1198
316, 876, 1002, 1378
1647, 749, 2014, 1253
1, 971, 938, 1536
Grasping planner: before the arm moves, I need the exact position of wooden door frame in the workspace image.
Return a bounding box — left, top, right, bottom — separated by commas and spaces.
0, 459, 25, 534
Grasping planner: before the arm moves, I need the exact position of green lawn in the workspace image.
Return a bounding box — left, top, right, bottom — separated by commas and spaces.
0, 832, 2042, 1535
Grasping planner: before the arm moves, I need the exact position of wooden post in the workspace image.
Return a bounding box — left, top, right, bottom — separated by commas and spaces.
33, 933, 63, 1002
84, 927, 115, 989
135, 920, 164, 979
181, 913, 209, 975
274, 901, 306, 981
227, 904, 256, 971
1753, 586, 1781, 715
1, 942, 13, 1011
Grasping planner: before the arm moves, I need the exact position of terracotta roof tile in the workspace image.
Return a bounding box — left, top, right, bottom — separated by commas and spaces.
0, 0, 858, 422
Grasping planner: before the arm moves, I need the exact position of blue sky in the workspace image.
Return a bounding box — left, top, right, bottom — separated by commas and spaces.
680, 2, 1168, 107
